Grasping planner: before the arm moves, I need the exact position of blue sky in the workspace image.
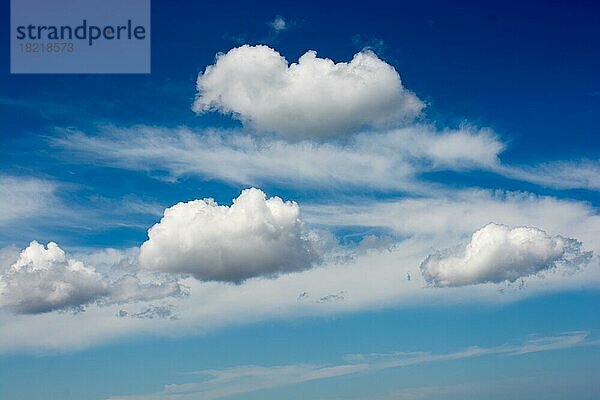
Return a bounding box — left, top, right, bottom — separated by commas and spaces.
1, 1, 600, 399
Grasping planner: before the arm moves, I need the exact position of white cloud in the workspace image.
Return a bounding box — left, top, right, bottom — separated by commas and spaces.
107, 331, 593, 400
51, 125, 600, 192
0, 175, 172, 246
420, 223, 591, 287
0, 175, 58, 224
0, 241, 109, 314
51, 125, 502, 192
302, 189, 600, 251
0, 242, 186, 315
3, 43, 599, 360
110, 363, 368, 400
109, 274, 185, 303
192, 45, 424, 138
1, 233, 599, 352
1, 187, 599, 350
419, 126, 503, 168
139, 188, 319, 283
499, 160, 600, 190
269, 16, 287, 32
76, 247, 140, 272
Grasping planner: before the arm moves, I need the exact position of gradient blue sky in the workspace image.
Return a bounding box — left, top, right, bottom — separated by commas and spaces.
1, 1, 600, 399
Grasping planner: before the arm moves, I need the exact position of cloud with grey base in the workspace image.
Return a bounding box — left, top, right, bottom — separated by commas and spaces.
420, 223, 592, 287
139, 188, 319, 283
193, 45, 424, 138
0, 241, 109, 314
0, 241, 185, 315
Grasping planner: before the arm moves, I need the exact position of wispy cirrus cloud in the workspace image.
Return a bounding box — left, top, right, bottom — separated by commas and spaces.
49, 123, 600, 193
49, 124, 503, 193
107, 331, 594, 400
302, 188, 600, 252
0, 175, 59, 224
498, 160, 600, 190
0, 173, 166, 246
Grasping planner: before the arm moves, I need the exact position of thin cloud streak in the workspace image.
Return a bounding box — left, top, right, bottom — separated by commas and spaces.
497, 160, 600, 190
107, 331, 594, 400
49, 124, 502, 194
49, 125, 600, 193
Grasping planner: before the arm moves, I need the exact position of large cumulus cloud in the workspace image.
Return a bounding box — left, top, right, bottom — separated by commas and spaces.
420, 223, 591, 287
139, 188, 318, 283
193, 45, 424, 138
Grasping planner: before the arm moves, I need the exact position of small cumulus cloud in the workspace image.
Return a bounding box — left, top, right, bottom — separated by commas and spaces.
420, 223, 592, 287
269, 15, 287, 32
139, 188, 319, 283
0, 241, 109, 314
0, 242, 186, 315
193, 45, 424, 138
